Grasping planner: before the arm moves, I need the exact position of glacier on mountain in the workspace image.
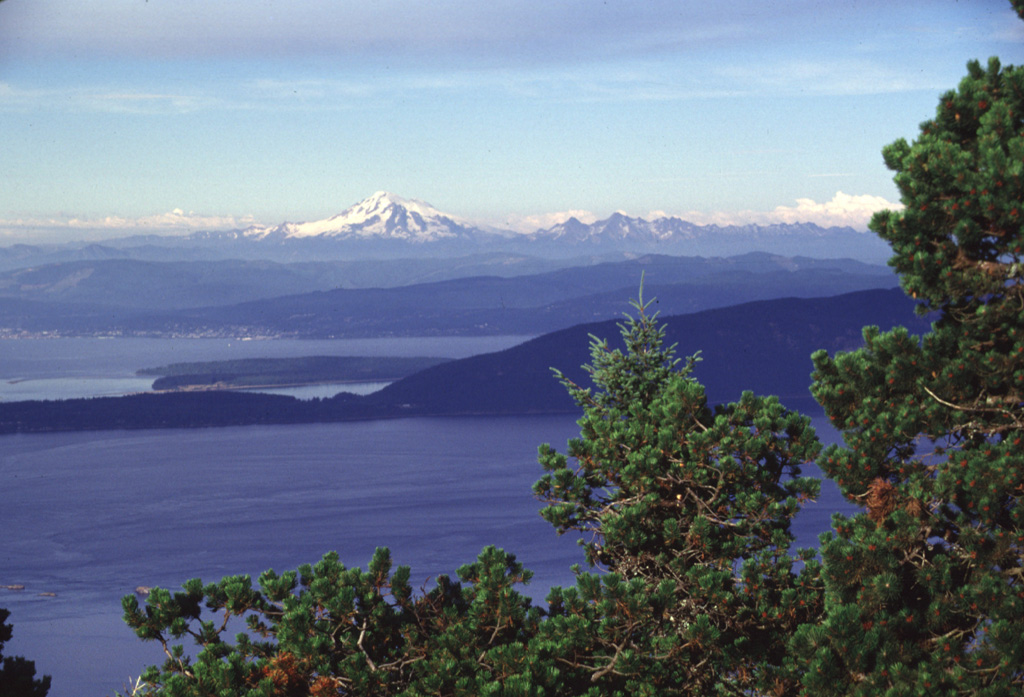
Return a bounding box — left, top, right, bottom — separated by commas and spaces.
238, 191, 476, 242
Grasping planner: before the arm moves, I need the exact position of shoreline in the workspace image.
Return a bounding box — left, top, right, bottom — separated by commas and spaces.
150, 378, 395, 393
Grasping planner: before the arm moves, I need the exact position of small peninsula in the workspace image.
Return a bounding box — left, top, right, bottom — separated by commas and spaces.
138, 356, 449, 391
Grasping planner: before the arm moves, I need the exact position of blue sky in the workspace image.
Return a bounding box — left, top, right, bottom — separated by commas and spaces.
1, 0, 1022, 240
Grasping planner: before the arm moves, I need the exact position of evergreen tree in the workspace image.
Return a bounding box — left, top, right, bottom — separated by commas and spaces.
794, 56, 1024, 695
533, 289, 823, 696
121, 289, 827, 697
0, 608, 50, 697
122, 546, 551, 696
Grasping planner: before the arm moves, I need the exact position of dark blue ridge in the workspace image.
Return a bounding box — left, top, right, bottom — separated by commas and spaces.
0, 289, 928, 433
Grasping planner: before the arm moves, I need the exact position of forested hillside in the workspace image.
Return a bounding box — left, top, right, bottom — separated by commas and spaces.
0, 288, 926, 434
0, 252, 895, 338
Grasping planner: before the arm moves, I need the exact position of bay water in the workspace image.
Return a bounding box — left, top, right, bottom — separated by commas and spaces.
0, 416, 587, 696
0, 336, 532, 402
0, 337, 854, 696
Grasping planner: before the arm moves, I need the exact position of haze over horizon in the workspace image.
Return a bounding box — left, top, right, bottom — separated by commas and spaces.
2, 0, 1023, 243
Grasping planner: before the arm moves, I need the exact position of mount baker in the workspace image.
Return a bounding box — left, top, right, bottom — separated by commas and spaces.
229, 192, 481, 242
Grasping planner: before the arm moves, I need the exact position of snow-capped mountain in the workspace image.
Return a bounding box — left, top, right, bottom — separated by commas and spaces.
533, 212, 702, 243
524, 211, 891, 259
530, 212, 848, 245
175, 191, 890, 262
239, 191, 480, 242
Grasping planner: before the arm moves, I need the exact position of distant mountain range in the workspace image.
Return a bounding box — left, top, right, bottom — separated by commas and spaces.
0, 252, 898, 338
190, 191, 892, 261
0, 288, 931, 434
0, 192, 894, 266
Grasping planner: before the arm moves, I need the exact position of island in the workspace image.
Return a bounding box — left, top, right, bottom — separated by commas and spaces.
137, 356, 450, 391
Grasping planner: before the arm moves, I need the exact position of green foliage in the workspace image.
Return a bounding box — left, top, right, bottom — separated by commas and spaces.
122, 546, 545, 696
533, 289, 823, 696
0, 608, 50, 697
798, 55, 1024, 695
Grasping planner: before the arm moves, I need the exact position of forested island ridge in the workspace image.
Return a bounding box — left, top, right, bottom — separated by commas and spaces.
138, 355, 449, 391
0, 288, 930, 434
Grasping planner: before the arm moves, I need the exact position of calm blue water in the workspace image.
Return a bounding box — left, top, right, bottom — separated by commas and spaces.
0, 336, 531, 402
0, 416, 852, 697
0, 417, 586, 696
0, 336, 855, 697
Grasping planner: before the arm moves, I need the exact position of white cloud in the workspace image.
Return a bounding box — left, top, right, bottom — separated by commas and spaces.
68, 209, 258, 231
0, 81, 216, 115
712, 59, 931, 97
0, 210, 259, 241
680, 192, 900, 230
483, 192, 897, 234
79, 91, 211, 114
766, 192, 900, 228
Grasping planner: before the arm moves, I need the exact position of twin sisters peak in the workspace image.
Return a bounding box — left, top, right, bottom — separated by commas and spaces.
185, 191, 890, 261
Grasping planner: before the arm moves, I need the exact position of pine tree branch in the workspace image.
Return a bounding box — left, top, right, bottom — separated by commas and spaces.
356, 618, 378, 672
921, 384, 1023, 431
589, 633, 631, 682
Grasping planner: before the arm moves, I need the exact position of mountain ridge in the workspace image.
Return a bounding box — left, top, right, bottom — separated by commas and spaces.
0, 252, 898, 338
0, 288, 930, 434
